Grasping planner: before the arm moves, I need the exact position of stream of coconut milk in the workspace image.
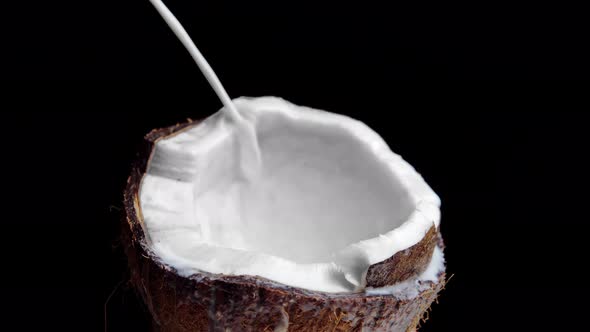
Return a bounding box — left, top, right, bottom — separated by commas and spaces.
149, 0, 262, 241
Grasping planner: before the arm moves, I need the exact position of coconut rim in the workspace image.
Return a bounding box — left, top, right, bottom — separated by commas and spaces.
131, 96, 442, 293
125, 175, 444, 300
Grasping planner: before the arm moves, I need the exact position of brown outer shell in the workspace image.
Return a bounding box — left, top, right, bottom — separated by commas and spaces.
123, 121, 446, 331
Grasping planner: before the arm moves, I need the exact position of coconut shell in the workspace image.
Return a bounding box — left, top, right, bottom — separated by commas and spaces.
123, 121, 446, 331
365, 227, 438, 288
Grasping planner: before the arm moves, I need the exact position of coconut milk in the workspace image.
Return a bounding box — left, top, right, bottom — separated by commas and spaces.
149, 0, 262, 178
149, 0, 263, 239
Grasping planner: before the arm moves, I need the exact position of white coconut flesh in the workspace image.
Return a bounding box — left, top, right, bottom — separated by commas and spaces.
139, 96, 442, 293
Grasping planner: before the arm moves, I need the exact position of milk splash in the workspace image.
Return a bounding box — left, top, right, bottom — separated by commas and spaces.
149, 0, 262, 240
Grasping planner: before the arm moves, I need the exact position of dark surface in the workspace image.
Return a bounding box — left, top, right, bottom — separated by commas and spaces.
2, 0, 589, 331
3, 0, 589, 80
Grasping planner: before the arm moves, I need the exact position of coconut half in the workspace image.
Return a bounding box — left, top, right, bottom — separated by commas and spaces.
123, 97, 446, 331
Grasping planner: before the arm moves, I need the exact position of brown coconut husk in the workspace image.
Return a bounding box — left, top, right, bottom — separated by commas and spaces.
123, 120, 446, 331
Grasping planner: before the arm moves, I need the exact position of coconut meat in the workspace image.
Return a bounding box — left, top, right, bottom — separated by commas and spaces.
139, 96, 441, 293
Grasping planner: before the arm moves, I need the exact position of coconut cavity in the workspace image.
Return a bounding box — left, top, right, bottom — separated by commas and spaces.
140, 97, 441, 293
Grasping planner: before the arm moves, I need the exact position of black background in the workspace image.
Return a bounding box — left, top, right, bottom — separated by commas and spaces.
2, 1, 589, 331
